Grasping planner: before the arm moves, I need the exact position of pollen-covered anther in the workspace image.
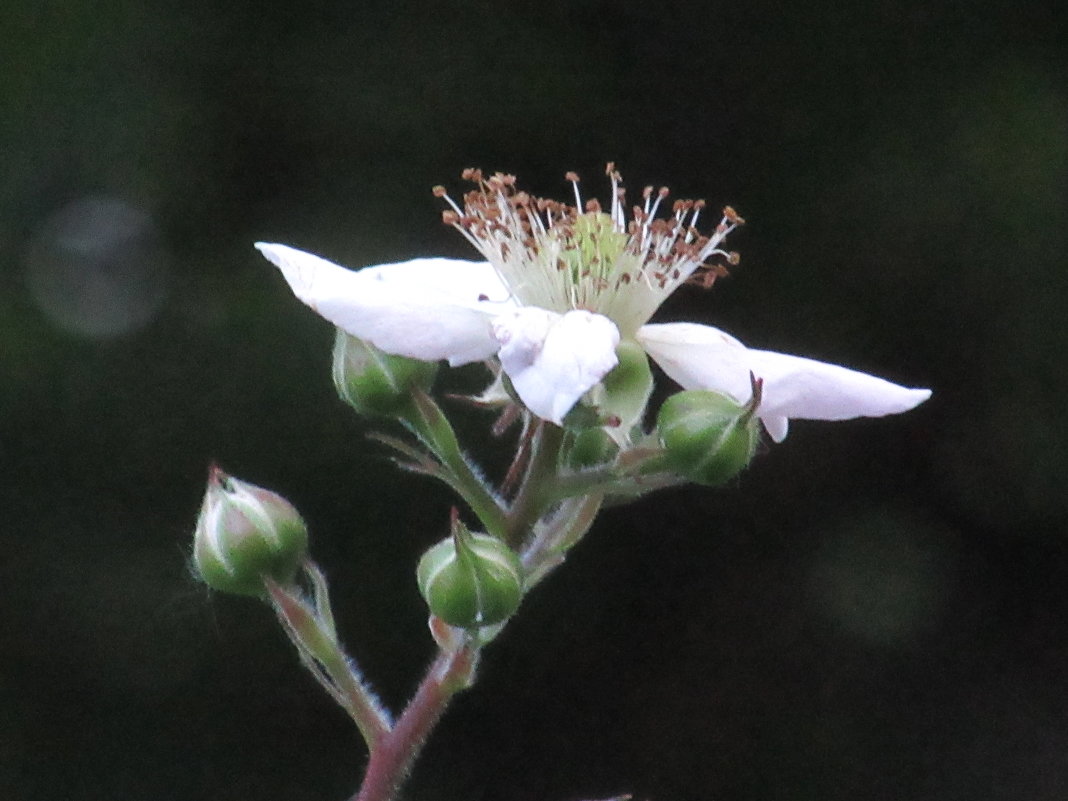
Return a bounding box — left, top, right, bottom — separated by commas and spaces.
724, 206, 746, 225
687, 268, 720, 290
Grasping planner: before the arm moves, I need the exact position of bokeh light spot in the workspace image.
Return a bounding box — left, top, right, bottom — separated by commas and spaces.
807, 509, 957, 647
24, 196, 170, 338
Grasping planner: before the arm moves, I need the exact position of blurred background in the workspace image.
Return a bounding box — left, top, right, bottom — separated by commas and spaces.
2, 1, 1066, 799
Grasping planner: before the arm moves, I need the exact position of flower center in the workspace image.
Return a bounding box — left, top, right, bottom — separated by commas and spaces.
434, 165, 744, 336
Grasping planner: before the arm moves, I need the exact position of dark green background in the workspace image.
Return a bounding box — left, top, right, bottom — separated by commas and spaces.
3, 2, 1067, 800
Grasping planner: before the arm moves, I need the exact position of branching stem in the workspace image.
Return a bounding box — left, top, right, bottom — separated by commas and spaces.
350, 642, 478, 801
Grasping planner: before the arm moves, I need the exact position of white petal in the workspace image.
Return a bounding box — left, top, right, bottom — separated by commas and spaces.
357, 256, 512, 307
256, 243, 506, 365
638, 322, 931, 442
637, 322, 753, 398
494, 308, 620, 424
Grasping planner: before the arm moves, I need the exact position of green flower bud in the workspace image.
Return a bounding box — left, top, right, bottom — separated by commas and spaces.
193, 465, 309, 597
332, 329, 438, 417
656, 389, 761, 486
566, 426, 619, 470
417, 520, 523, 629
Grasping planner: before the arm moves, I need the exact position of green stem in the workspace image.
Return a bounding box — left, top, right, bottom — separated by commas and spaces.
265, 578, 392, 749
402, 390, 509, 539
521, 492, 604, 588
504, 421, 565, 548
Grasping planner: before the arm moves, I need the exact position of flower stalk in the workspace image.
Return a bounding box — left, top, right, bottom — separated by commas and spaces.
503, 419, 566, 548
350, 638, 479, 801
401, 389, 509, 539
265, 564, 391, 749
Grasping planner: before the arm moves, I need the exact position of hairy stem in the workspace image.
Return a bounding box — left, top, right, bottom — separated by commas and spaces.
265, 577, 392, 748
504, 421, 565, 548
404, 390, 509, 539
521, 492, 604, 588
351, 642, 478, 801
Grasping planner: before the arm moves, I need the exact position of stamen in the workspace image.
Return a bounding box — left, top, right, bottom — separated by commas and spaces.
435, 167, 742, 333
565, 171, 582, 212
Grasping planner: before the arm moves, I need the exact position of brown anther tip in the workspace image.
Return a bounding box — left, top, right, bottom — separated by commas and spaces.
605, 161, 615, 174
431, 185, 447, 197
727, 251, 741, 265
441, 210, 460, 225
461, 168, 476, 180
724, 206, 746, 224
585, 198, 602, 213
565, 171, 580, 182
694, 199, 707, 209
658, 186, 670, 198
642, 185, 653, 198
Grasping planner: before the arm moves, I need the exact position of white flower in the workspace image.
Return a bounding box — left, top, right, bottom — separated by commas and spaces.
256, 167, 930, 438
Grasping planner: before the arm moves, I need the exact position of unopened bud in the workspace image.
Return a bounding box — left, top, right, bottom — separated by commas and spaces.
656, 388, 760, 486
417, 517, 523, 629
566, 426, 619, 470
332, 329, 438, 417
193, 465, 309, 597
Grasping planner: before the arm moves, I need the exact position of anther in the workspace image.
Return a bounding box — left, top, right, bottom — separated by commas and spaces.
723, 206, 746, 225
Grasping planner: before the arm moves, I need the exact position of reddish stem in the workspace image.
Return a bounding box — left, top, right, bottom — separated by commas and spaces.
351, 645, 476, 801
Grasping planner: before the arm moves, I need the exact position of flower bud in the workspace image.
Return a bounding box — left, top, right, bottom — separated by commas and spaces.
417, 519, 523, 629
332, 329, 438, 417
193, 465, 309, 597
656, 389, 760, 486
566, 426, 619, 470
